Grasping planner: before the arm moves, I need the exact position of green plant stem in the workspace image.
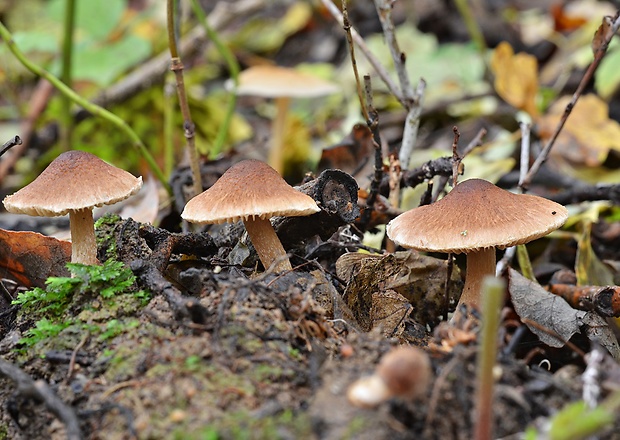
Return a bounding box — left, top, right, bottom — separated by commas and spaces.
190, 0, 240, 157
0, 20, 170, 194
60, 0, 76, 151
453, 0, 486, 54
167, 0, 202, 198
473, 276, 505, 440
163, 77, 176, 177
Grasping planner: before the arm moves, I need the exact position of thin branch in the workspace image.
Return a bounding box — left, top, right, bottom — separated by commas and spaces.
451, 126, 461, 187
461, 127, 487, 157
167, 0, 202, 198
521, 11, 620, 189
517, 121, 531, 190
359, 75, 385, 229
342, 0, 369, 122
0, 357, 82, 440
319, 0, 404, 105
399, 79, 426, 170
0, 135, 22, 158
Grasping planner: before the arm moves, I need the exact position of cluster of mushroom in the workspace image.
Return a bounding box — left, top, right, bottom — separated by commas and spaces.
3, 152, 319, 274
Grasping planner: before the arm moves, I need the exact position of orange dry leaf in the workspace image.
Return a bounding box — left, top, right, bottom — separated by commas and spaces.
0, 229, 71, 288
537, 94, 620, 167
490, 41, 539, 116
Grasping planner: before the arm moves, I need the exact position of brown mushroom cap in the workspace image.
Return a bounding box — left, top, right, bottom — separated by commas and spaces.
235, 65, 339, 98
387, 178, 568, 253
3, 150, 143, 217
181, 159, 320, 224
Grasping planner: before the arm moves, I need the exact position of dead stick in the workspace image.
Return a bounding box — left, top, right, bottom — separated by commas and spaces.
0, 357, 82, 440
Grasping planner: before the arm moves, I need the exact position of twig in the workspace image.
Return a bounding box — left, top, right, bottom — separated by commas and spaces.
0, 135, 22, 158
517, 122, 531, 189
319, 0, 404, 105
0, 357, 82, 440
399, 80, 426, 170
451, 126, 461, 187
521, 11, 620, 190
461, 127, 487, 157
341, 0, 369, 122
359, 75, 385, 228
0, 21, 170, 193
167, 0, 202, 198
372, 0, 426, 170
549, 183, 620, 205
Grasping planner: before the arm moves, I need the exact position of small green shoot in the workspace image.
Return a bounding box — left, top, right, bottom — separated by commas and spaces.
13, 259, 149, 348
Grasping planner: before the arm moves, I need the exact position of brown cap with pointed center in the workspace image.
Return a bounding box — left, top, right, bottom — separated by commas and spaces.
3, 150, 143, 217
235, 65, 339, 98
387, 178, 568, 254
182, 159, 320, 224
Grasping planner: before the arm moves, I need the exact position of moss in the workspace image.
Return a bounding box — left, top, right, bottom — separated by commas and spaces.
170, 409, 313, 440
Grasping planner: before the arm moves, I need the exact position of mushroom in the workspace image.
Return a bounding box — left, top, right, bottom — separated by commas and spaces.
235, 65, 339, 174
181, 159, 320, 273
386, 178, 568, 313
3, 150, 142, 266
347, 346, 432, 408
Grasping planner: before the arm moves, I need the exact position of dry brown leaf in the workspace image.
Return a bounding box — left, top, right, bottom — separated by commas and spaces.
537, 94, 620, 167
508, 269, 620, 359
0, 228, 71, 288
490, 41, 539, 116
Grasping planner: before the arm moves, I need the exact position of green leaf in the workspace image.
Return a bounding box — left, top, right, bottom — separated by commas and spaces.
70, 35, 151, 86
47, 0, 126, 41
596, 46, 620, 100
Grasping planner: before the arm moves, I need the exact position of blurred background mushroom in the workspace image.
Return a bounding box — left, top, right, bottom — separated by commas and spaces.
234, 65, 339, 175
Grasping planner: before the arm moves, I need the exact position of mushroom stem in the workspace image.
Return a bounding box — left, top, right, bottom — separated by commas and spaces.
268, 96, 290, 175
243, 217, 292, 273
69, 209, 99, 266
459, 248, 496, 311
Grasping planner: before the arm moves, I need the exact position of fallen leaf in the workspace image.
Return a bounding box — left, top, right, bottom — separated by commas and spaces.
371, 289, 412, 338
490, 41, 539, 116
336, 251, 462, 330
318, 123, 374, 180
537, 94, 620, 167
0, 228, 71, 288
509, 269, 620, 359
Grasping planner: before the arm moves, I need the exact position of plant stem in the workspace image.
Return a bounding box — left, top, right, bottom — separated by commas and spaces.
473, 276, 505, 440
190, 0, 239, 157
60, 0, 76, 151
0, 20, 170, 194
167, 0, 202, 198
453, 0, 486, 54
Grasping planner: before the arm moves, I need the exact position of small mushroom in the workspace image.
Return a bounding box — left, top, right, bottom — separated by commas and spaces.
235, 65, 339, 174
386, 178, 568, 314
181, 159, 320, 273
3, 151, 142, 266
347, 346, 432, 408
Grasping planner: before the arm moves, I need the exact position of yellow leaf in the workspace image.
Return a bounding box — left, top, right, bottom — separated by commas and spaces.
537, 94, 620, 167
490, 41, 539, 116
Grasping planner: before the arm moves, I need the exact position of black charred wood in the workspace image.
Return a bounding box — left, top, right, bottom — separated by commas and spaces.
274, 169, 360, 249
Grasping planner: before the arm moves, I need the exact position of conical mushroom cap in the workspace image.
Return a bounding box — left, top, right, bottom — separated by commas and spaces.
3, 150, 142, 217
182, 160, 320, 224
387, 178, 568, 254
